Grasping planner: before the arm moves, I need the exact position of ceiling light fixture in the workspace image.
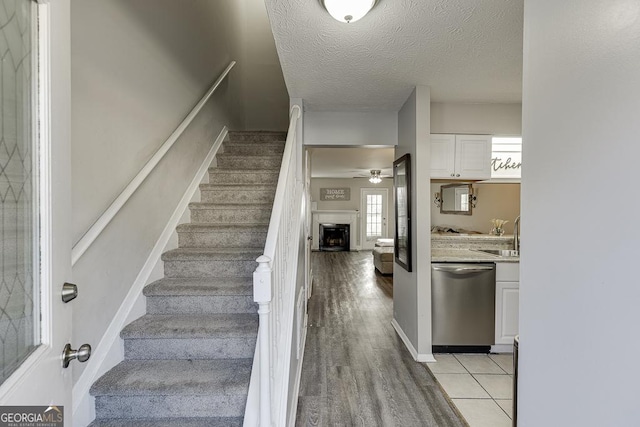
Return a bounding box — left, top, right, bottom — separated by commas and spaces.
321, 0, 378, 24
369, 170, 382, 184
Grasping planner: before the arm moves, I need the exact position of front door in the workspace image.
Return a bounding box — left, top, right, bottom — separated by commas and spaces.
361, 188, 388, 250
0, 0, 73, 418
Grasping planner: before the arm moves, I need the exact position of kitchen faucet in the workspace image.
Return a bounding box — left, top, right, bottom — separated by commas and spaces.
514, 216, 520, 252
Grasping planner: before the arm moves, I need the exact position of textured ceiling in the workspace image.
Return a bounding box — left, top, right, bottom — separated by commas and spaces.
264, 0, 523, 111
309, 147, 395, 178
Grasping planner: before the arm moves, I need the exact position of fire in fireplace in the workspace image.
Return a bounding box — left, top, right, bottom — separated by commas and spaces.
319, 223, 350, 252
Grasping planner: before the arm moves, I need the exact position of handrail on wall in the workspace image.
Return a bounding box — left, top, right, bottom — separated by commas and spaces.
71, 61, 236, 266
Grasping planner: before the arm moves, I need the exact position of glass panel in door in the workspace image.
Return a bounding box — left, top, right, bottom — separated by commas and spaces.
0, 0, 39, 385
366, 194, 382, 239
361, 189, 388, 249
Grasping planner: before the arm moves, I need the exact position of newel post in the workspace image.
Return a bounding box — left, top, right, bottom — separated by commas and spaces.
254, 255, 272, 426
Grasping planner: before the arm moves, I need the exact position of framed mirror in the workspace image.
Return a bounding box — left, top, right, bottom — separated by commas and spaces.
440, 183, 472, 215
393, 154, 411, 272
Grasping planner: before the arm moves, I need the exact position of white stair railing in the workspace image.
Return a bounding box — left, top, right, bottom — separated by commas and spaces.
248, 105, 303, 426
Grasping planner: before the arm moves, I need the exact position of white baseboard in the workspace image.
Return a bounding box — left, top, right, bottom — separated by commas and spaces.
391, 318, 436, 363
72, 127, 228, 426
491, 344, 514, 353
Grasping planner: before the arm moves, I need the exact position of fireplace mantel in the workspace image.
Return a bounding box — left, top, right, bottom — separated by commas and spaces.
312, 210, 359, 251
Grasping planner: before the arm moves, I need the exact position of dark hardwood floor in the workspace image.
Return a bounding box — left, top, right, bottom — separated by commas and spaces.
296, 251, 465, 427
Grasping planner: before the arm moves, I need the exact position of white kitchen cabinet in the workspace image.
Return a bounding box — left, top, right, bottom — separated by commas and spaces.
430, 134, 456, 177
494, 262, 520, 350
430, 134, 492, 180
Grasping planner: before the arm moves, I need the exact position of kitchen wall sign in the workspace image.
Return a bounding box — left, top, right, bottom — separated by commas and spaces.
491, 137, 522, 179
320, 188, 351, 201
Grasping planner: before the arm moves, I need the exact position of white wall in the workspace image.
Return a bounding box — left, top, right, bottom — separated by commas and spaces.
520, 1, 640, 425
392, 87, 432, 359
304, 111, 398, 146
430, 183, 520, 234
431, 102, 522, 135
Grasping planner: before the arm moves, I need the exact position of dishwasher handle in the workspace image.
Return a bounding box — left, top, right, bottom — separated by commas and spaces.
432, 265, 494, 274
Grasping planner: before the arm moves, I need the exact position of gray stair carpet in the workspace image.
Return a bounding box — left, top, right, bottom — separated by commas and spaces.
89, 131, 285, 426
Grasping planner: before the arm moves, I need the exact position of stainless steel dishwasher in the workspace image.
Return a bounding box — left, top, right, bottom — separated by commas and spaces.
431, 263, 496, 350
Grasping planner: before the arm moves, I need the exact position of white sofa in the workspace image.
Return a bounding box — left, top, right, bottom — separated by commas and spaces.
373, 238, 394, 275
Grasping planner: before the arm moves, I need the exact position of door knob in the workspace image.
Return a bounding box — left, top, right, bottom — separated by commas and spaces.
62, 343, 91, 368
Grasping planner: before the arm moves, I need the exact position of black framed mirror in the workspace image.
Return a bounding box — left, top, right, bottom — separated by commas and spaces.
393, 154, 411, 272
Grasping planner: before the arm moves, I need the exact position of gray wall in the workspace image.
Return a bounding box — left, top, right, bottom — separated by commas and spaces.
520, 0, 640, 424
72, 0, 288, 242
236, 0, 290, 131
393, 86, 432, 356
431, 102, 522, 135
70, 0, 287, 384
71, 0, 243, 242
303, 111, 398, 146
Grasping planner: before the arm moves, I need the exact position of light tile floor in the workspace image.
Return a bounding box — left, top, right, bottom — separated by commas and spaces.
426, 354, 514, 427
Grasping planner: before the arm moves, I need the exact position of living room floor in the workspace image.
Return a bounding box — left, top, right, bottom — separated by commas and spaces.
295, 251, 465, 426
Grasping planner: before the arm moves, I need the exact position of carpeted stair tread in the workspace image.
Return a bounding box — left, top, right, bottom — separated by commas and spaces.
217, 153, 282, 160
89, 418, 242, 427
189, 202, 273, 210
223, 142, 285, 151
144, 277, 252, 297
227, 131, 286, 142
120, 313, 257, 339
90, 359, 252, 396
162, 247, 263, 261
176, 223, 269, 232
216, 155, 282, 170
199, 183, 276, 190
224, 140, 284, 145
207, 168, 279, 174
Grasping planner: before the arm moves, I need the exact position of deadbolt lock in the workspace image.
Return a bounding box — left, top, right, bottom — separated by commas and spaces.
62, 282, 78, 303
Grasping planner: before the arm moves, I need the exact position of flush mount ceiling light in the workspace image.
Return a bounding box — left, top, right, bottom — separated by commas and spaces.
369, 170, 382, 184
321, 0, 378, 24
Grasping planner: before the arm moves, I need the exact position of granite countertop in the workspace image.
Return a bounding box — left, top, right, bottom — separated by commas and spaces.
431, 248, 520, 263
431, 233, 513, 242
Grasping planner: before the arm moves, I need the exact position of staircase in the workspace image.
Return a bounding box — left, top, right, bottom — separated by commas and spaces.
89, 131, 286, 426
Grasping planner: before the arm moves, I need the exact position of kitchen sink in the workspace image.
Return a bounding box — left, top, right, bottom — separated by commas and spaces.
475, 249, 520, 257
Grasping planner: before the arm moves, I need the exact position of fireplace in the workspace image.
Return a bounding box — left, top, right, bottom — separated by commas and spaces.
319, 224, 350, 252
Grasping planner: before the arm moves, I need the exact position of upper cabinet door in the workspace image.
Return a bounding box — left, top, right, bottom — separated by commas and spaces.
430, 134, 456, 178
455, 135, 492, 180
